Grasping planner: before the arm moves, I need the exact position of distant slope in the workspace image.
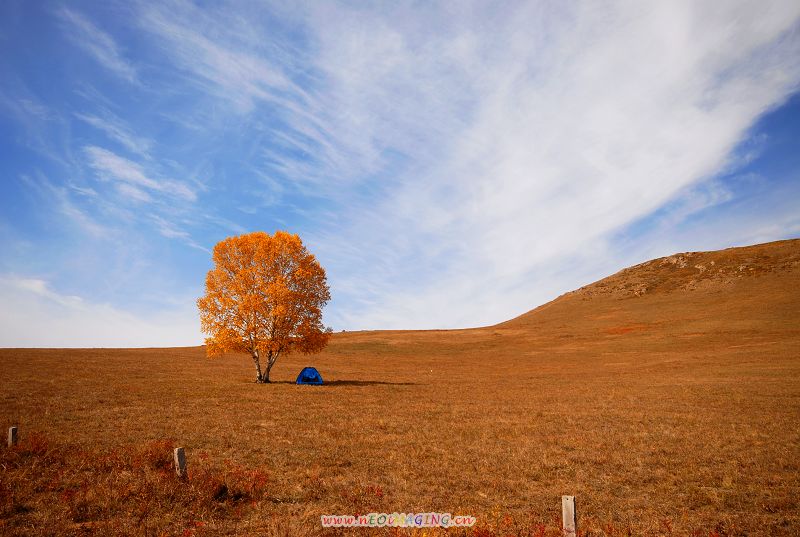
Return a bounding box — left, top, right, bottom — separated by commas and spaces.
494, 239, 800, 351
565, 238, 800, 299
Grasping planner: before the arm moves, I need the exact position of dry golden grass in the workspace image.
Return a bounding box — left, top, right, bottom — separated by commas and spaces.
1, 239, 799, 536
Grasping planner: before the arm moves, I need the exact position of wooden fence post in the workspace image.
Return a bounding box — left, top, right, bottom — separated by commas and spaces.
174, 447, 187, 478
562, 495, 576, 537
7, 426, 17, 448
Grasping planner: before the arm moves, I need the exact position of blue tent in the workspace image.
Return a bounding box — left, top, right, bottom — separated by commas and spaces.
296, 366, 324, 385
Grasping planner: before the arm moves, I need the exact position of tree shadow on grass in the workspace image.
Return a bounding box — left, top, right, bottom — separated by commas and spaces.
269, 380, 420, 386
326, 380, 419, 386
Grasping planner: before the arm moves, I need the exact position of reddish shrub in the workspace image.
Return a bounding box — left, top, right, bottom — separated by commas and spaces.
139, 438, 176, 472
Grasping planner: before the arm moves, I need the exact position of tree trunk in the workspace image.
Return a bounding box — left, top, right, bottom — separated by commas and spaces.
263, 350, 279, 383
252, 351, 264, 383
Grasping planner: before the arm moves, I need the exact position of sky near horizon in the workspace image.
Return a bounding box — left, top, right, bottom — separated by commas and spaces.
1, 1, 799, 347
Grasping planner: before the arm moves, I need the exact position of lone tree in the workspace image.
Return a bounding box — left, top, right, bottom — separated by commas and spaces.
198, 231, 332, 383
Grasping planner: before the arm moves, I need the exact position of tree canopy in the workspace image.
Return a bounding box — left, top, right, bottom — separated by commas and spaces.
197, 231, 331, 383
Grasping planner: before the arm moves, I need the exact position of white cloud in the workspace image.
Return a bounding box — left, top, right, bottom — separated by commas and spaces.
18, 98, 52, 121
85, 145, 160, 189
20, 172, 112, 238
116, 182, 152, 203
135, 1, 411, 192
138, 1, 303, 112
8, 277, 83, 307
151, 215, 210, 253
68, 184, 99, 198
75, 112, 153, 156
84, 146, 197, 202
56, 8, 138, 83
0, 275, 202, 347
296, 1, 800, 329
150, 214, 189, 239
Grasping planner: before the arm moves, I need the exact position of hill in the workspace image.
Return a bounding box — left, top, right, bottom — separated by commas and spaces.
1, 239, 798, 536
493, 238, 800, 349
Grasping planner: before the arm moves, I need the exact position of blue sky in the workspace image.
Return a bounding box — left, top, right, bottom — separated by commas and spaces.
1, 1, 799, 347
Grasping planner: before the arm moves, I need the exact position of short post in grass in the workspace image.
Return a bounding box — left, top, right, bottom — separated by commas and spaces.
7, 426, 17, 448
561, 495, 577, 537
174, 447, 187, 478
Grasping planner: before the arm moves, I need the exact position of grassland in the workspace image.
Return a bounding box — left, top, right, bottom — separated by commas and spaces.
1, 239, 799, 536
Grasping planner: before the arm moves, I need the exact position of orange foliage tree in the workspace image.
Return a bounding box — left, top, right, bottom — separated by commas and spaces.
197, 231, 332, 383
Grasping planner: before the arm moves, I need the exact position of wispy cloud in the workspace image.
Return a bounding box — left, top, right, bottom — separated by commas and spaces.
75, 111, 152, 156
2, 276, 83, 308
79, 146, 213, 251
297, 1, 800, 329
151, 215, 210, 253
204, 215, 248, 236
17, 98, 52, 121
135, 1, 397, 193
0, 274, 201, 347
0, 87, 73, 169
56, 7, 137, 83
115, 182, 152, 203
84, 146, 196, 202
20, 172, 112, 238
138, 1, 302, 112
